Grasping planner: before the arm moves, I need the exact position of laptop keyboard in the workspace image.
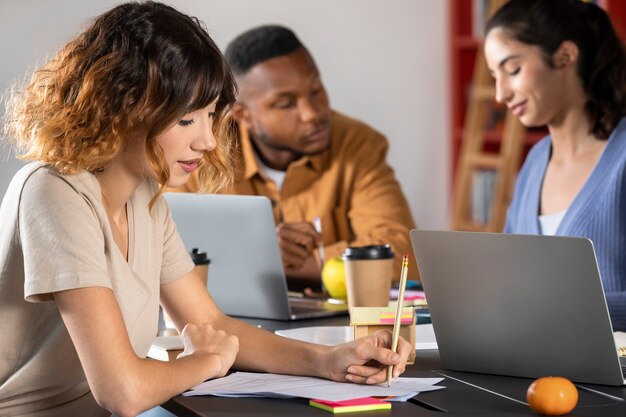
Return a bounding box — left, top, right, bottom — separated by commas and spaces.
288, 297, 349, 317
289, 298, 328, 310
620, 357, 626, 377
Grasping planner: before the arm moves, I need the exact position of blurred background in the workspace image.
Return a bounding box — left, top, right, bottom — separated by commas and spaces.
0, 0, 449, 230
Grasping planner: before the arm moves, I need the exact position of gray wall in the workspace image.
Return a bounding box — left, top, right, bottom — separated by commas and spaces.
0, 0, 450, 230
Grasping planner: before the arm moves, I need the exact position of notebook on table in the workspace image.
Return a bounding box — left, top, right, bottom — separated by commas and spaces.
410, 230, 626, 386
164, 193, 348, 321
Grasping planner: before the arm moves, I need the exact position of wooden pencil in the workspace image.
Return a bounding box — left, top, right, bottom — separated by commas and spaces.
387, 255, 409, 387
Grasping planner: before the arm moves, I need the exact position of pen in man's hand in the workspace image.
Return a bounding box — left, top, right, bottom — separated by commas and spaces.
313, 216, 325, 266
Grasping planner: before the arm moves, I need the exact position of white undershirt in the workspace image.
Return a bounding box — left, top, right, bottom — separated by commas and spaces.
257, 158, 287, 191
538, 209, 567, 236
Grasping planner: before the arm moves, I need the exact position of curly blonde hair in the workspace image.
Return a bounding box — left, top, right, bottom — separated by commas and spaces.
3, 1, 237, 204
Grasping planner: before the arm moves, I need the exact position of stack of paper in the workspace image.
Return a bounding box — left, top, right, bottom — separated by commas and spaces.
183, 372, 444, 402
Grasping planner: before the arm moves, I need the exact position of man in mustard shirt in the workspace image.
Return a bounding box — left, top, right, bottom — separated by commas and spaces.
179, 25, 416, 289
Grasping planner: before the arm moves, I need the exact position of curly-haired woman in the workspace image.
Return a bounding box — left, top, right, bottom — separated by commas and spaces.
0, 2, 410, 416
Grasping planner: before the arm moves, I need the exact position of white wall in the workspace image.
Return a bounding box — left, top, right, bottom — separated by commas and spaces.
0, 0, 450, 230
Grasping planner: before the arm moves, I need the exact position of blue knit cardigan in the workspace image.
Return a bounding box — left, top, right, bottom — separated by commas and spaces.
504, 118, 626, 331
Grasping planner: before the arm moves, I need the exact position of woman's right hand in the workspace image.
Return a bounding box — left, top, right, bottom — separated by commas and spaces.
178, 323, 239, 378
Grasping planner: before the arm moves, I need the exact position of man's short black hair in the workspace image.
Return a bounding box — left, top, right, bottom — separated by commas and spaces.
224, 25, 304, 76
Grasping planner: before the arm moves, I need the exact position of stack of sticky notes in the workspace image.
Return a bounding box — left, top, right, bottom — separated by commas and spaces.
389, 288, 427, 307
309, 397, 391, 413
378, 308, 414, 325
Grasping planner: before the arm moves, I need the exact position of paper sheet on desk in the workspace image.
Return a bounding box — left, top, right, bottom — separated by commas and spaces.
275, 324, 438, 350
183, 372, 444, 402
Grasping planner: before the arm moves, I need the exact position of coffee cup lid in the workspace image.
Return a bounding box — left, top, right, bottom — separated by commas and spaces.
342, 244, 395, 260
190, 248, 211, 265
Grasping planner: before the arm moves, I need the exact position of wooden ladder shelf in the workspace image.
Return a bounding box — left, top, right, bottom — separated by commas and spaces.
451, 0, 526, 232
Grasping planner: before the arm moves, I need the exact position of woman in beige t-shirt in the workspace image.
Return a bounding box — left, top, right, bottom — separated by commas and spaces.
0, 2, 411, 416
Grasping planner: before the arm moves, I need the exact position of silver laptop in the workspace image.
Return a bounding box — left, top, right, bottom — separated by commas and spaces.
410, 230, 626, 386
164, 193, 348, 320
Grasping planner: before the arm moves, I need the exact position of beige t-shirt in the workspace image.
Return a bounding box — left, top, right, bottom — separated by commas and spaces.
0, 163, 194, 416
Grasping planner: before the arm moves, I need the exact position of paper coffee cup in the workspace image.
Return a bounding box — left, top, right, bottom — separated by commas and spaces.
342, 245, 395, 310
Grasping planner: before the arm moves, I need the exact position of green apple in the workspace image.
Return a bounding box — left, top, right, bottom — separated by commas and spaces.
321, 257, 347, 300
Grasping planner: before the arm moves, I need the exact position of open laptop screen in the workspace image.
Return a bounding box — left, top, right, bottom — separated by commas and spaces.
164, 193, 347, 321
410, 230, 624, 386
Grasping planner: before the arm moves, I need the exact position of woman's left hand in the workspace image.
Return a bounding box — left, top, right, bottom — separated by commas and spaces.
321, 330, 411, 384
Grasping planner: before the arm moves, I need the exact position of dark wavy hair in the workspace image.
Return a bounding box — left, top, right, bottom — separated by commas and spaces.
485, 0, 626, 139
4, 1, 237, 205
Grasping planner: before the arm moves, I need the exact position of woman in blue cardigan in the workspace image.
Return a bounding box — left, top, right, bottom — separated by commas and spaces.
484, 0, 626, 330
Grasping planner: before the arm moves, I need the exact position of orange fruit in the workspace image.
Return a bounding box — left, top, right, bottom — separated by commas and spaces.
526, 376, 578, 415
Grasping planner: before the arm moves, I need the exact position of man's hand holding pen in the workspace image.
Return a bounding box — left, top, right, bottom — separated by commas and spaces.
276, 221, 322, 270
